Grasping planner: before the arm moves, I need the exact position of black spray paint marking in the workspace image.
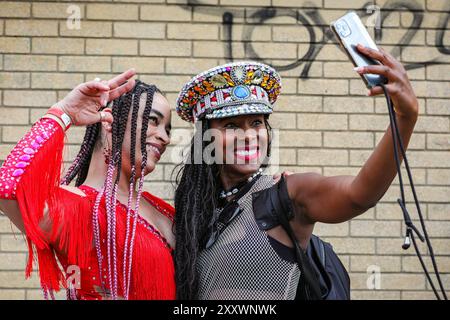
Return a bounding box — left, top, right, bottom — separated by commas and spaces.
180, 0, 449, 78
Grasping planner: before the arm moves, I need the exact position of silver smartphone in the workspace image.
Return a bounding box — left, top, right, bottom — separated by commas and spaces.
330, 11, 387, 89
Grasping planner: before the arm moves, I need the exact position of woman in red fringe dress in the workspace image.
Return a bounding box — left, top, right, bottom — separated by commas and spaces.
0, 69, 176, 300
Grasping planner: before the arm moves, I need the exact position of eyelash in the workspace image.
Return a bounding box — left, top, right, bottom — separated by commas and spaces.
224, 123, 238, 129
225, 120, 263, 129
149, 116, 159, 125
149, 116, 170, 136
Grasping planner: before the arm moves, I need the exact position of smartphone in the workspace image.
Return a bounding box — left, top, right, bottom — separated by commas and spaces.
330, 11, 387, 89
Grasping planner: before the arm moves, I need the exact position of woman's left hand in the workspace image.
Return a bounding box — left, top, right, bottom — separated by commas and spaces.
354, 44, 419, 121
273, 171, 293, 183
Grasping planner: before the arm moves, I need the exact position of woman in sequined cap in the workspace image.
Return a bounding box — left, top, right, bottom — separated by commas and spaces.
0, 69, 176, 300
174, 46, 419, 300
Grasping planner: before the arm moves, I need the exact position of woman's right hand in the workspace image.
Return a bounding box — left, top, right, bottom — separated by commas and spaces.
52, 68, 136, 126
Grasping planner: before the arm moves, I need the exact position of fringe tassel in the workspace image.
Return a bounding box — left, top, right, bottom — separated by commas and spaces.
13, 119, 95, 293
15, 121, 65, 291
131, 221, 176, 300
121, 193, 175, 300
49, 188, 94, 270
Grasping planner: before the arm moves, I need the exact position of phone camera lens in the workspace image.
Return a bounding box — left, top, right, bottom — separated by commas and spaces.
336, 20, 351, 38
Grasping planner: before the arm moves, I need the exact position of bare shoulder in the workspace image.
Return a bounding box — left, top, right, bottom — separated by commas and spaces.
285, 172, 324, 193
59, 185, 87, 197
284, 172, 326, 207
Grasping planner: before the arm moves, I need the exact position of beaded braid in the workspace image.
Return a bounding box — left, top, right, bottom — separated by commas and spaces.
124, 85, 157, 299
92, 187, 105, 294
103, 151, 118, 298
103, 89, 137, 299
121, 85, 142, 298
127, 84, 143, 186
97, 95, 123, 299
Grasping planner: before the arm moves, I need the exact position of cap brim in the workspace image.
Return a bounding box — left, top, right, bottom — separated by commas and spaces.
205, 103, 272, 120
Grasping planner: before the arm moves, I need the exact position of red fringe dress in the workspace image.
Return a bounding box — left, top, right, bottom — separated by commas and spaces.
0, 117, 176, 300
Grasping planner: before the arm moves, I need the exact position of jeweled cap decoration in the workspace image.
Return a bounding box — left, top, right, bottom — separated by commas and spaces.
176, 61, 282, 123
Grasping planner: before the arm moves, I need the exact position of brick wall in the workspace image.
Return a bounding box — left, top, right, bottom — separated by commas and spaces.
0, 0, 449, 300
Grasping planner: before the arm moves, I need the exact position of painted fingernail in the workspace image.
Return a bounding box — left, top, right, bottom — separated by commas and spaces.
354, 66, 364, 73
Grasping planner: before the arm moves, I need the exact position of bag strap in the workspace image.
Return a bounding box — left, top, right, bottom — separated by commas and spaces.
310, 235, 326, 265
307, 236, 333, 298
275, 176, 322, 300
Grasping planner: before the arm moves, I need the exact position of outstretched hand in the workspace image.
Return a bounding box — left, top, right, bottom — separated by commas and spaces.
53, 68, 137, 126
354, 44, 419, 121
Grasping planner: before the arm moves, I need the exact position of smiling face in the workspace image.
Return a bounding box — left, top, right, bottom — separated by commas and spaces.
209, 113, 269, 179
121, 92, 172, 178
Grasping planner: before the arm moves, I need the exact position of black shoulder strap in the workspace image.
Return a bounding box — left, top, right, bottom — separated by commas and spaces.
307, 235, 332, 298
275, 176, 322, 300
310, 235, 326, 265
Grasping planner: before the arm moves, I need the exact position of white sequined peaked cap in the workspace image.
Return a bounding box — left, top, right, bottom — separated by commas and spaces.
176, 61, 282, 123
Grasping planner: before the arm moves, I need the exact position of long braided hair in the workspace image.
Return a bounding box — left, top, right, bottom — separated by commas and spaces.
61, 80, 161, 299
174, 115, 273, 299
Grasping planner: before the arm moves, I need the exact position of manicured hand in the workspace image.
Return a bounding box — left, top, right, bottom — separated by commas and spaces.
53, 68, 137, 126
354, 44, 419, 121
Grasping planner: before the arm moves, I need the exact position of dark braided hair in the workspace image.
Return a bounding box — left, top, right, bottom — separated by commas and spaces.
139, 84, 158, 175
64, 122, 101, 186
62, 80, 162, 187
174, 115, 273, 299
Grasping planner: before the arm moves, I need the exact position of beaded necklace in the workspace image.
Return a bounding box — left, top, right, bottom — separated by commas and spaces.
219, 168, 263, 199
